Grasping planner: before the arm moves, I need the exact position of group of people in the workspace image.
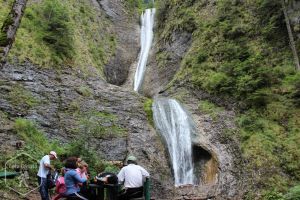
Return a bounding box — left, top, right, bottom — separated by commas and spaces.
37, 151, 150, 200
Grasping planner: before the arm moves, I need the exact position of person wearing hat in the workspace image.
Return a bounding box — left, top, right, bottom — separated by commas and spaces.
117, 155, 150, 200
37, 151, 57, 200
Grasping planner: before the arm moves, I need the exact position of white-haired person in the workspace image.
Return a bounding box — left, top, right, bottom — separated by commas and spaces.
117, 155, 150, 200
37, 151, 57, 200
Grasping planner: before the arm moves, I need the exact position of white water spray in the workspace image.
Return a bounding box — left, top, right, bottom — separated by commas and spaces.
153, 98, 195, 186
134, 8, 156, 92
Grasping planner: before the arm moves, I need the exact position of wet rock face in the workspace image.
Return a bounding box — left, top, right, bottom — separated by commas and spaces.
143, 31, 192, 96
98, 0, 140, 85
162, 88, 245, 199
192, 145, 218, 185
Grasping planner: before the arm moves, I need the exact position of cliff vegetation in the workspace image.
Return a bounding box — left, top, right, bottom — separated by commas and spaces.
156, 0, 300, 199
6, 0, 116, 76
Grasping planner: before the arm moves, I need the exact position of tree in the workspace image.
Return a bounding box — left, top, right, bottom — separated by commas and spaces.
282, 0, 300, 71
0, 0, 27, 66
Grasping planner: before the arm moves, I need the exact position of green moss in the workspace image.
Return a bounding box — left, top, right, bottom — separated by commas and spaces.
67, 100, 81, 114
7, 85, 40, 109
198, 100, 224, 120
156, 50, 171, 69
76, 86, 93, 97
77, 110, 126, 139
143, 98, 154, 126
0, 110, 9, 125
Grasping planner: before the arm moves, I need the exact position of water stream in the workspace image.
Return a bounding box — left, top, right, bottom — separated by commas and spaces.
133, 3, 195, 186
133, 8, 156, 92
153, 98, 195, 186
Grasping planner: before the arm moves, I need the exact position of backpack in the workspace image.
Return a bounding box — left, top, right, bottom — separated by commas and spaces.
47, 170, 59, 189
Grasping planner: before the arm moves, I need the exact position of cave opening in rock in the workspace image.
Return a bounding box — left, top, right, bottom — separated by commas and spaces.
192, 145, 218, 185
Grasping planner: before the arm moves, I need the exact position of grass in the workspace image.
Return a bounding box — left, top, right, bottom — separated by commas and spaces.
0, 0, 14, 27
198, 100, 224, 120
143, 98, 154, 126
78, 110, 126, 139
1, 118, 118, 177
7, 0, 115, 76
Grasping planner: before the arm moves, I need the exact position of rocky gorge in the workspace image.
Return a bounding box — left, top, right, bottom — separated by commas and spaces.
1, 0, 300, 200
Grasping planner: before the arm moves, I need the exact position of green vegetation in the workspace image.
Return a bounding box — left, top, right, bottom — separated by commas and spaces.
0, 117, 119, 198
7, 84, 40, 109
156, 50, 171, 69
76, 86, 93, 97
198, 100, 224, 120
0, 0, 14, 48
64, 99, 127, 139
125, 0, 154, 15
285, 185, 300, 200
14, 118, 65, 157
7, 0, 115, 75
78, 110, 127, 138
0, 110, 8, 125
0, 0, 14, 26
143, 98, 154, 126
0, 31, 8, 46
157, 0, 300, 198
0, 118, 117, 179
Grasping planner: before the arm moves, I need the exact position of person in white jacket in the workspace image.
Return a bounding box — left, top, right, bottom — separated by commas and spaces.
117, 155, 150, 200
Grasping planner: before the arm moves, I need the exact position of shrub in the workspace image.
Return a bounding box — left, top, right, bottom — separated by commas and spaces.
285, 185, 300, 200
40, 0, 74, 63
198, 100, 224, 120
143, 98, 154, 126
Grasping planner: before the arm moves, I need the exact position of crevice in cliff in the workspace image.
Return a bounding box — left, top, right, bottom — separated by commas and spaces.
192, 145, 218, 186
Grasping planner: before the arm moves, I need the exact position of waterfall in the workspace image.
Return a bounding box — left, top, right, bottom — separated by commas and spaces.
133, 2, 195, 186
153, 98, 195, 186
134, 8, 156, 92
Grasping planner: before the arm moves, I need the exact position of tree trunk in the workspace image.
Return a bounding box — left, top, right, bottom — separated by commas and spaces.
282, 0, 300, 71
0, 0, 27, 66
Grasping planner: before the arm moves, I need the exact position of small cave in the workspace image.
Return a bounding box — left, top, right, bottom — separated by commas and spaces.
192, 145, 218, 185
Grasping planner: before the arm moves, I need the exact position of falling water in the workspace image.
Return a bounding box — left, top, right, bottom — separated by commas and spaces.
132, 2, 195, 186
133, 8, 156, 92
153, 98, 195, 186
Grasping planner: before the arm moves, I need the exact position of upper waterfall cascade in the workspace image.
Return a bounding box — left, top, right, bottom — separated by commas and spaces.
133, 8, 156, 92
153, 98, 195, 186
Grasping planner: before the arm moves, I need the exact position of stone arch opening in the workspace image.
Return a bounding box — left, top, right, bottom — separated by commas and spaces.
192, 145, 218, 185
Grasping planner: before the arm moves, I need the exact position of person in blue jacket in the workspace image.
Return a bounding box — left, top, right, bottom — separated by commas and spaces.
64, 157, 88, 200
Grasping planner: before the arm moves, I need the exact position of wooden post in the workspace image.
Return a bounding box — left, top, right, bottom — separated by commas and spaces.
0, 0, 27, 66
282, 0, 300, 71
